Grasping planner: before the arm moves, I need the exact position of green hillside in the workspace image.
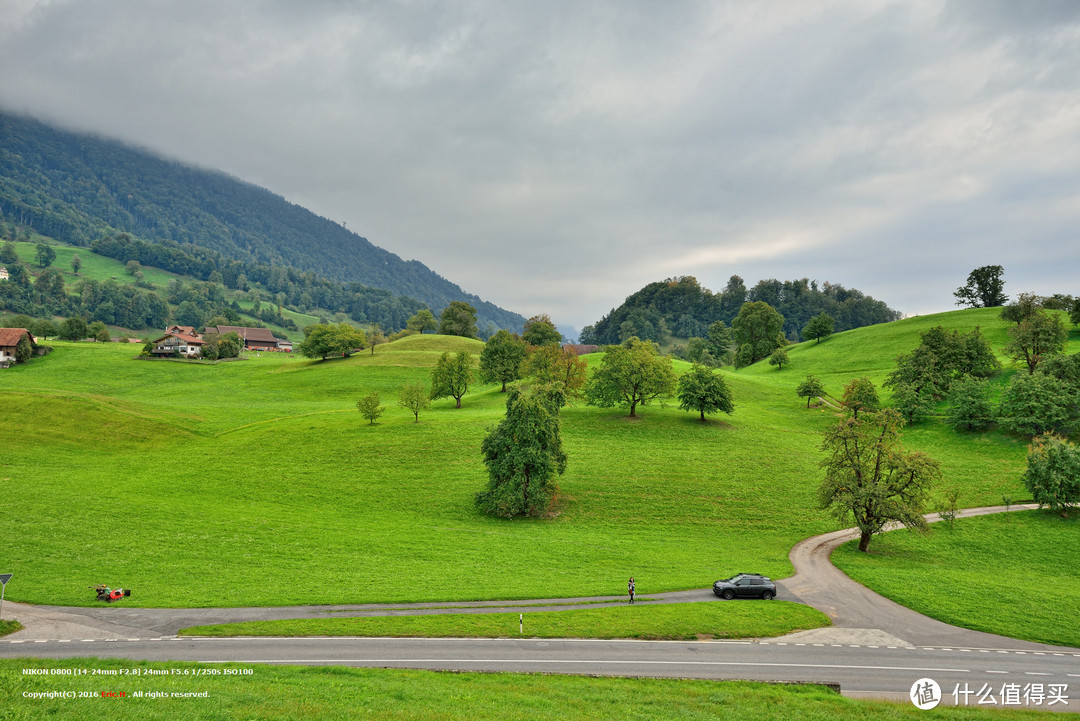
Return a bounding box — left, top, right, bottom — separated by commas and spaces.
0, 111, 526, 331
0, 309, 1075, 629
1, 238, 314, 340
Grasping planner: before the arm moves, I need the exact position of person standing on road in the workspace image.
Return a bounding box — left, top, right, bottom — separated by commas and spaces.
628, 576, 635, 604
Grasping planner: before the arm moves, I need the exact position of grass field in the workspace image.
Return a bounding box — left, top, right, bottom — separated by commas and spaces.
833, 510, 1080, 648
1, 659, 1052, 720
181, 601, 829, 639
1, 309, 1075, 638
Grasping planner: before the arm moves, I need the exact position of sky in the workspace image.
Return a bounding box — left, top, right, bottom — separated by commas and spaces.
2, 0, 1079, 330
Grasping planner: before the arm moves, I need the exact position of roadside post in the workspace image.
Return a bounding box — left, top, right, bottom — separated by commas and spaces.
0, 573, 11, 620
519, 613, 523, 634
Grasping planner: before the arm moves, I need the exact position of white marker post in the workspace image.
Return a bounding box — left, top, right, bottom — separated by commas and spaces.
519, 613, 523, 634
0, 574, 11, 621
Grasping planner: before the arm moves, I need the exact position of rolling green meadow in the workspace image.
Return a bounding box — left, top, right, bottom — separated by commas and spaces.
3, 306, 1074, 627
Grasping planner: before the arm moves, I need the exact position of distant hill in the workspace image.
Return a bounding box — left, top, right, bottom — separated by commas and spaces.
582, 275, 901, 345
0, 111, 526, 332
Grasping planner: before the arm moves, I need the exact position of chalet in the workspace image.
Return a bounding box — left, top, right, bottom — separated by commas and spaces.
203, 325, 280, 351
150, 330, 205, 358
0, 328, 35, 365
166, 325, 198, 336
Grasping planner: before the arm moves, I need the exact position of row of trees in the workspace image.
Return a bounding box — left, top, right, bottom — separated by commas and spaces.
581, 275, 897, 346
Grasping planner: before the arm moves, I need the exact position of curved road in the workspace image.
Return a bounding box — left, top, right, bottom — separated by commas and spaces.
4, 504, 1079, 709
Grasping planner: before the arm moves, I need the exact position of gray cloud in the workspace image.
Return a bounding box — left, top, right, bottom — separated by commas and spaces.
2, 0, 1078, 328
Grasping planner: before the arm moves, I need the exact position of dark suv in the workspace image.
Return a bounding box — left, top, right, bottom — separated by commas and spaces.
712, 573, 776, 600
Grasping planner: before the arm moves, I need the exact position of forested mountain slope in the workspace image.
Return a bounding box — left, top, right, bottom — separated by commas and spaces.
0, 111, 525, 331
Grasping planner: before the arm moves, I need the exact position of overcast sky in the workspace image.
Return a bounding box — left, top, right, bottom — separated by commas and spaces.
2, 1, 1079, 329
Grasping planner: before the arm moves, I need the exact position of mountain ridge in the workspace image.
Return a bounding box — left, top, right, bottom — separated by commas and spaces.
0, 110, 526, 332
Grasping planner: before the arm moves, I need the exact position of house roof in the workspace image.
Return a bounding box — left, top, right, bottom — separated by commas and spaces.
167, 325, 196, 335
0, 328, 34, 347
205, 326, 279, 343
152, 331, 205, 345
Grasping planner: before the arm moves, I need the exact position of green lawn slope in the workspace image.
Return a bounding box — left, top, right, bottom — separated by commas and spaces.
0, 310, 1074, 620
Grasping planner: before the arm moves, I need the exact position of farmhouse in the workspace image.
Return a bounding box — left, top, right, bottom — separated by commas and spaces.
150, 329, 205, 358
204, 325, 280, 351
0, 327, 35, 366
0, 267, 8, 280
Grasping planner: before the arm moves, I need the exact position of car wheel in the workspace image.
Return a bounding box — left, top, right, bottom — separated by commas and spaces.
722, 589, 734, 600
761, 591, 774, 600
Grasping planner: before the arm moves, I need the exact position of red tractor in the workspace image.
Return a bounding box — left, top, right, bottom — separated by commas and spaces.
90, 584, 131, 603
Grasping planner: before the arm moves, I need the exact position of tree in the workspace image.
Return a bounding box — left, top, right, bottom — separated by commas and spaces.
818, 409, 940, 552
14, 334, 33, 363
677, 364, 734, 421
94, 325, 111, 343
34, 243, 56, 269
946, 377, 995, 431
88, 321, 108, 342
398, 381, 431, 422
406, 309, 438, 333
802, 313, 835, 343
999, 373, 1078, 437
217, 332, 242, 359
476, 385, 566, 518
31, 318, 57, 340
1023, 433, 1080, 518
59, 316, 89, 341
524, 344, 588, 401
768, 347, 789, 370
1000, 292, 1041, 326
585, 337, 677, 417
0, 241, 16, 264
367, 323, 386, 355
890, 383, 935, 424
430, 350, 474, 408
70, 253, 82, 275
796, 375, 825, 408
125, 260, 141, 276
479, 330, 527, 392
438, 301, 478, 339
298, 323, 366, 360
1071, 297, 1080, 328
522, 314, 561, 346
1004, 309, 1068, 374
954, 265, 1007, 307
841, 377, 880, 418
706, 320, 732, 362
356, 393, 385, 425
732, 301, 785, 368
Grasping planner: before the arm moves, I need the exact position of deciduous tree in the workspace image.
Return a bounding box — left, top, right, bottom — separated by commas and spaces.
398, 380, 430, 422
802, 313, 835, 343
59, 316, 88, 341
585, 337, 677, 417
406, 309, 438, 333
298, 323, 366, 360
841, 377, 879, 419
431, 350, 474, 408
367, 323, 386, 355
524, 344, 588, 401
70, 254, 82, 275
438, 301, 478, 339
954, 265, 1007, 307
1004, 309, 1067, 374
522, 314, 562, 346
732, 301, 785, 368
476, 385, 566, 518
479, 330, 527, 391
796, 375, 825, 408
818, 409, 940, 552
946, 377, 995, 431
999, 373, 1078, 437
677, 364, 734, 421
1023, 433, 1080, 518
34, 243, 55, 269
768, 347, 789, 370
14, 334, 32, 363
356, 392, 385, 425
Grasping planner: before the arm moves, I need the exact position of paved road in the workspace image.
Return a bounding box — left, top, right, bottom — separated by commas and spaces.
4, 503, 1078, 710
